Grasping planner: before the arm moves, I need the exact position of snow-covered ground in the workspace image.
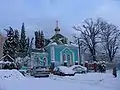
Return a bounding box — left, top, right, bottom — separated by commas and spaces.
0, 69, 24, 80
0, 70, 120, 90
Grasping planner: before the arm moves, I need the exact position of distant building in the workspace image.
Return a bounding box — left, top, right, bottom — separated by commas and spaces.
0, 34, 6, 58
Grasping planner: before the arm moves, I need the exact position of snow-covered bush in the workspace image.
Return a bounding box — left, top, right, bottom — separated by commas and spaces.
1, 61, 17, 69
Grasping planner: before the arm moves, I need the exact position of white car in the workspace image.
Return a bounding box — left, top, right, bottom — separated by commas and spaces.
53, 66, 75, 76
69, 65, 87, 74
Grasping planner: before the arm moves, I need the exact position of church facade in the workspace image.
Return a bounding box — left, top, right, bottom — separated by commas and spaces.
45, 44, 79, 66
31, 21, 79, 67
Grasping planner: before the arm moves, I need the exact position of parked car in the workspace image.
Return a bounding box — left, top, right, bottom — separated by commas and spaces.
30, 66, 50, 77
69, 65, 87, 74
53, 66, 75, 76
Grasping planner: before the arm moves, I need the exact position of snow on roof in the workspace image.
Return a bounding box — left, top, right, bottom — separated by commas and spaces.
64, 60, 68, 63
65, 44, 69, 46
70, 43, 78, 47
0, 69, 24, 80
0, 61, 13, 64
84, 61, 88, 63
0, 60, 4, 64
4, 61, 12, 64
48, 42, 58, 46
51, 42, 57, 45
75, 61, 78, 63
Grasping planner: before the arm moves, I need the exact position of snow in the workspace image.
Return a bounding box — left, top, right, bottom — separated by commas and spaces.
0, 61, 12, 64
0, 70, 120, 90
75, 61, 78, 63
0, 69, 24, 80
84, 61, 88, 63
70, 43, 78, 47
0, 61, 4, 64
64, 60, 68, 63
65, 44, 69, 46
4, 61, 12, 64
50, 42, 57, 45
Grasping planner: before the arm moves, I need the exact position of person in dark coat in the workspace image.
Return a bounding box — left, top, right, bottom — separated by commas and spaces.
113, 67, 117, 77
85, 62, 89, 72
98, 63, 102, 73
93, 62, 97, 72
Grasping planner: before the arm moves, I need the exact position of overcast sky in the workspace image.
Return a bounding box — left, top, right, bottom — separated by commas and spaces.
0, 0, 120, 39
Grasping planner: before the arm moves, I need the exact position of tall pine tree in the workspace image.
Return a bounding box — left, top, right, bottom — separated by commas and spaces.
26, 37, 30, 55
14, 29, 20, 57
19, 23, 28, 57
40, 31, 45, 49
34, 30, 45, 50
35, 31, 39, 48
3, 27, 16, 61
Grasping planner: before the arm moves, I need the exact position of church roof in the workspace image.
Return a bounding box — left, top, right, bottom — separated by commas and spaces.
51, 34, 66, 39
0, 54, 15, 62
50, 33, 68, 45
31, 48, 47, 53
44, 39, 51, 46
47, 42, 58, 46
49, 21, 68, 45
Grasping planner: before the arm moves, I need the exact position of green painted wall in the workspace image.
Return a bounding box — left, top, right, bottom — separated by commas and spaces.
54, 45, 78, 63
46, 44, 79, 65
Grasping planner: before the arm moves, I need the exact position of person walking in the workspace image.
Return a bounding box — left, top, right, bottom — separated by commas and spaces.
113, 67, 117, 78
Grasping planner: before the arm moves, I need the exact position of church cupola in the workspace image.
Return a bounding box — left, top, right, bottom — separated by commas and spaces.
54, 20, 60, 34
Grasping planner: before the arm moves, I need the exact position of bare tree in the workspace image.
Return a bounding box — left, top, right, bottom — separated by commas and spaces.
100, 21, 120, 62
73, 18, 102, 62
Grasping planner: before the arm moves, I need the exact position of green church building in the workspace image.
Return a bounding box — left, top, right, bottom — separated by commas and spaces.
31, 21, 79, 67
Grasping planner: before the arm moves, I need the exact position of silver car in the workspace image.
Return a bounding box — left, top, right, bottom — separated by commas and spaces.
31, 66, 50, 77
69, 65, 87, 74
